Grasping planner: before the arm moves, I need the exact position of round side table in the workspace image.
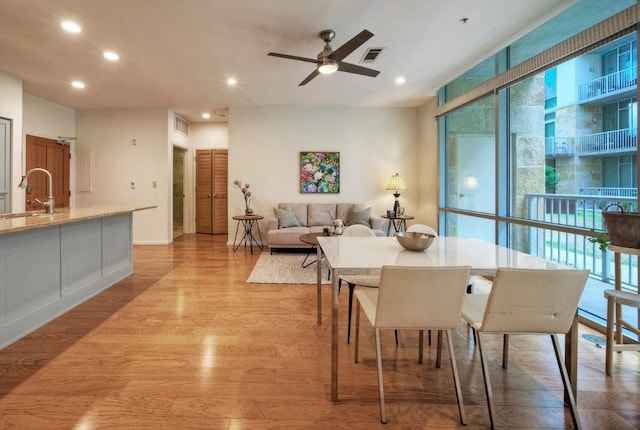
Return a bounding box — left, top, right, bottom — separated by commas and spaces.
232, 214, 264, 253
381, 214, 415, 236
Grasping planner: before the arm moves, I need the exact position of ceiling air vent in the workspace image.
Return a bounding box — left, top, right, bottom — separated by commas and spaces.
361, 47, 384, 63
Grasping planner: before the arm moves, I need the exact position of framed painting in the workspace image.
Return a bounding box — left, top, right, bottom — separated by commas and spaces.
299, 151, 340, 193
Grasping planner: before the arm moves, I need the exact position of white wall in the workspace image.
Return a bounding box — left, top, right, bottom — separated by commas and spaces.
190, 122, 229, 148
23, 94, 76, 142
228, 106, 419, 240
3, 76, 438, 245
0, 78, 78, 213
0, 71, 23, 212
76, 109, 170, 244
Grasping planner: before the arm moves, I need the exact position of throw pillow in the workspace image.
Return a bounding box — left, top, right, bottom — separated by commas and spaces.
346, 206, 372, 227
274, 206, 301, 228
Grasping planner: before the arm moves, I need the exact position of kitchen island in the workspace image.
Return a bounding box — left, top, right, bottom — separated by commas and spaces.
0, 205, 155, 349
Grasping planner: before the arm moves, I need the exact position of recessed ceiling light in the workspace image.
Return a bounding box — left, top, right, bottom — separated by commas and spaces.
227, 78, 237, 86
71, 81, 85, 89
395, 76, 406, 85
202, 113, 211, 119
103, 51, 120, 61
61, 20, 81, 33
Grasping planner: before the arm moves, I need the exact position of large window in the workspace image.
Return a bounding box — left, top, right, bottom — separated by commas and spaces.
443, 97, 496, 219
438, 1, 639, 332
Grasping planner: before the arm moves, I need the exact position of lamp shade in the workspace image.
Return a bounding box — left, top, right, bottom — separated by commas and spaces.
386, 173, 407, 191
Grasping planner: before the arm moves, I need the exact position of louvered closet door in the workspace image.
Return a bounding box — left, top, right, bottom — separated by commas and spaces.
212, 150, 228, 234
195, 149, 228, 234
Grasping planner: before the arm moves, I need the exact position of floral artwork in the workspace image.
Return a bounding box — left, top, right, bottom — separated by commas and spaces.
300, 152, 340, 193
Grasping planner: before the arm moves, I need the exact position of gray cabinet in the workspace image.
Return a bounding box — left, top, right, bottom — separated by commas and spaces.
0, 213, 133, 348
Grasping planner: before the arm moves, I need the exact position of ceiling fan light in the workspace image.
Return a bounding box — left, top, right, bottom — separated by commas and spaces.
318, 59, 338, 74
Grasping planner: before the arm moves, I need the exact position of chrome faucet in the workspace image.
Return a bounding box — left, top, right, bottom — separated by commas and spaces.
19, 167, 55, 214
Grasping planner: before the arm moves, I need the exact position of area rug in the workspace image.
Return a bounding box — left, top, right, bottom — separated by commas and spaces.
247, 252, 330, 284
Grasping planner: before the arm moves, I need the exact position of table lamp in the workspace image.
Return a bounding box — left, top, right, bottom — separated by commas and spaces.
386, 173, 407, 215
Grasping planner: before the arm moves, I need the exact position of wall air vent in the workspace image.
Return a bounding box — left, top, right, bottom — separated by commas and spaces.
360, 47, 384, 63
174, 115, 189, 136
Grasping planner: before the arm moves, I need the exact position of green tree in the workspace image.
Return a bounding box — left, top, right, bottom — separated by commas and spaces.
545, 165, 560, 193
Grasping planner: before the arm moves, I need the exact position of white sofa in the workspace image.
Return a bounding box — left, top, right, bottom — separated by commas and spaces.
267, 203, 385, 250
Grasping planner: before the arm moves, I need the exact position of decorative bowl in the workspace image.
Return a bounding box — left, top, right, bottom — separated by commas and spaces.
396, 231, 435, 252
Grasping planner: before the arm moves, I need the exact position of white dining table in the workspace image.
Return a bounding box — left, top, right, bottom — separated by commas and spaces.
316, 235, 579, 404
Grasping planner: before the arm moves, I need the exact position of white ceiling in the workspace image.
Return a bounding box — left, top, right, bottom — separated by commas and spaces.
0, 0, 576, 123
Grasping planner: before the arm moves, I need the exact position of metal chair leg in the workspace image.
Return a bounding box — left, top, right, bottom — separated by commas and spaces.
375, 328, 387, 424
605, 294, 615, 375
436, 330, 443, 368
445, 330, 467, 425
551, 334, 582, 430
354, 300, 361, 363
347, 282, 355, 344
502, 333, 509, 369
477, 332, 497, 429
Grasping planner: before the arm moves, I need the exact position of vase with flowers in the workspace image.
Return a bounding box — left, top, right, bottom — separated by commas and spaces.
234, 179, 254, 215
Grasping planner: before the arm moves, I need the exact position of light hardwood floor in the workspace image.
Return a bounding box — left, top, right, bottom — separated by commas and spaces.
0, 234, 638, 429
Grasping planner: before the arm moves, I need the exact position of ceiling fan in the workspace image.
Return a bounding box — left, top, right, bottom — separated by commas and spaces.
268, 29, 380, 86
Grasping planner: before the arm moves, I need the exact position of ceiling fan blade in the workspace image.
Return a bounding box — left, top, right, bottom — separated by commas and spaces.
329, 29, 374, 62
337, 62, 380, 77
299, 69, 320, 86
268, 52, 319, 65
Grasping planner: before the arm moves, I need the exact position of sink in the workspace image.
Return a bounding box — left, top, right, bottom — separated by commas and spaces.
0, 211, 48, 220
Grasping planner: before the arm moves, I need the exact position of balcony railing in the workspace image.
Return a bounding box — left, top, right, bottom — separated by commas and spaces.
578, 128, 637, 155
578, 66, 637, 101
526, 193, 638, 288
544, 136, 573, 156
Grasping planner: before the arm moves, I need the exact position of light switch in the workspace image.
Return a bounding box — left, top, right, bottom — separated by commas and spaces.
152, 181, 157, 188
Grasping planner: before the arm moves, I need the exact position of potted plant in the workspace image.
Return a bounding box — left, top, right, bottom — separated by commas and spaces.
588, 230, 609, 253
601, 204, 640, 249
233, 180, 253, 215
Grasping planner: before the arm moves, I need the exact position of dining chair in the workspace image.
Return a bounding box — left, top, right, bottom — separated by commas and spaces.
406, 224, 476, 293
354, 265, 471, 424
338, 224, 380, 344
405, 224, 440, 347
342, 224, 376, 237
406, 223, 437, 236
603, 289, 640, 375
461, 268, 589, 430
406, 223, 476, 347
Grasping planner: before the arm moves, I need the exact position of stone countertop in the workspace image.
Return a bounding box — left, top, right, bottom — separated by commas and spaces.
0, 205, 156, 235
